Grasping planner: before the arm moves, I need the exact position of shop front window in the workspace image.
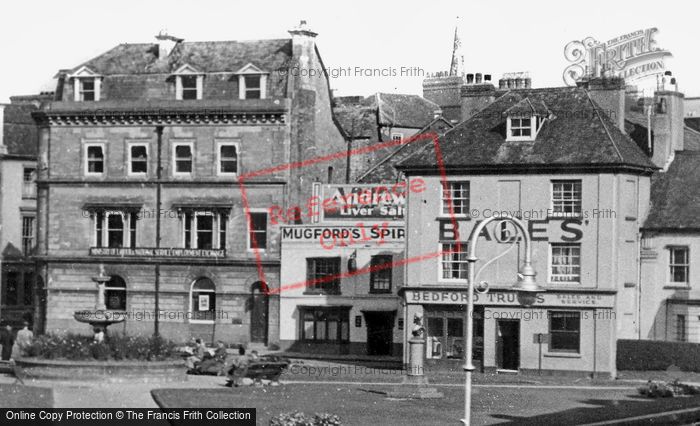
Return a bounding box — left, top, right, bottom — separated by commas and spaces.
300, 307, 349, 343
425, 306, 483, 361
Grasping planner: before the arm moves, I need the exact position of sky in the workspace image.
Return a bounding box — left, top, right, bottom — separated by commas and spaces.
0, 0, 698, 103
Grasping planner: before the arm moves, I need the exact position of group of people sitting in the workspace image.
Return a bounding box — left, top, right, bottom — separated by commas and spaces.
184, 339, 261, 386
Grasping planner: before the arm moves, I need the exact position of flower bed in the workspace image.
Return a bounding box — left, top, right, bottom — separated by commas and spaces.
17, 333, 185, 382
27, 333, 179, 361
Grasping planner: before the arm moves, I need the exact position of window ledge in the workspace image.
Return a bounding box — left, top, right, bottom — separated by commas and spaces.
436, 215, 471, 221
663, 285, 690, 290
547, 214, 583, 220
189, 320, 215, 324
543, 352, 581, 359
303, 292, 342, 296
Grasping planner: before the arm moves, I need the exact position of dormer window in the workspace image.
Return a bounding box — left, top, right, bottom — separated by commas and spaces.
180, 75, 198, 100
173, 64, 203, 100
236, 64, 268, 100
510, 117, 532, 138
243, 75, 262, 99
80, 79, 96, 101
504, 98, 552, 142
69, 66, 102, 102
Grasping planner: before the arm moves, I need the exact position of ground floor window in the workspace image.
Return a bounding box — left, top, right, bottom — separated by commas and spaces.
1, 269, 33, 307
104, 275, 126, 310
676, 314, 687, 342
425, 306, 483, 360
190, 277, 216, 322
300, 307, 350, 343
549, 311, 581, 352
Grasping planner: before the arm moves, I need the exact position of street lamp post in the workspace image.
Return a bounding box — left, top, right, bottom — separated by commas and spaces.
462, 216, 545, 425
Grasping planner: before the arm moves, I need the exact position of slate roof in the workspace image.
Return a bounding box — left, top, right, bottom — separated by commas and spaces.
625, 109, 700, 152
644, 151, 700, 230
362, 93, 440, 129
3, 103, 38, 157
72, 39, 293, 75
358, 117, 454, 183
333, 105, 377, 139
685, 117, 700, 133
503, 98, 550, 117
684, 127, 700, 151
398, 87, 657, 172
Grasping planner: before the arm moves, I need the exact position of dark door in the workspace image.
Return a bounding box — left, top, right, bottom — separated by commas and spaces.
496, 320, 520, 370
364, 311, 394, 356
250, 282, 268, 344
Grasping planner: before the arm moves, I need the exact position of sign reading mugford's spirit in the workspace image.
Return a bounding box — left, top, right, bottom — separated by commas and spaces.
563, 28, 672, 86
321, 184, 407, 220
89, 247, 226, 258
282, 225, 405, 242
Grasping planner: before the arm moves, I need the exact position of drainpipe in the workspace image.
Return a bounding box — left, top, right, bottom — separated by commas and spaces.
154, 126, 163, 337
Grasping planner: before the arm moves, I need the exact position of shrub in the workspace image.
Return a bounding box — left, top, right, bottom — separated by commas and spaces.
26, 333, 179, 361
617, 339, 700, 371
270, 412, 341, 426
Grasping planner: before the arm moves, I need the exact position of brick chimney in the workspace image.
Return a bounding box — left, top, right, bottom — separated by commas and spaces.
577, 76, 626, 131
155, 30, 183, 58
0, 104, 6, 155
288, 20, 318, 90
422, 74, 463, 123
460, 83, 496, 121
651, 89, 685, 169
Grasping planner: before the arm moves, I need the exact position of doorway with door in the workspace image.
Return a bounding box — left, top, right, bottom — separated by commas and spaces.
496, 319, 520, 371
363, 311, 395, 356
250, 282, 268, 344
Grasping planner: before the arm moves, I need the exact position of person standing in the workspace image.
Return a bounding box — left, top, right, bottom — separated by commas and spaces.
1, 323, 14, 361
15, 321, 33, 356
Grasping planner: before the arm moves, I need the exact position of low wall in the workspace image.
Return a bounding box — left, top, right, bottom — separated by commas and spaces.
15, 358, 187, 382
617, 339, 700, 372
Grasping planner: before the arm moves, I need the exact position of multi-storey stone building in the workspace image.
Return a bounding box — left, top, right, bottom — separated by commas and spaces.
397, 77, 658, 377
32, 21, 347, 346
0, 95, 46, 327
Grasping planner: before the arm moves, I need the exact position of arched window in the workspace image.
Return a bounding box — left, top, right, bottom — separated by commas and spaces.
105, 275, 126, 310
190, 278, 216, 322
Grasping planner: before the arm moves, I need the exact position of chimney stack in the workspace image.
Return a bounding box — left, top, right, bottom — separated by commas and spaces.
155, 30, 183, 58
460, 83, 496, 121
651, 83, 685, 169
289, 20, 319, 90
577, 76, 626, 131
0, 104, 6, 155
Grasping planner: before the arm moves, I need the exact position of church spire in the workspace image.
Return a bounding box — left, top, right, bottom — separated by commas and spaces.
449, 16, 463, 77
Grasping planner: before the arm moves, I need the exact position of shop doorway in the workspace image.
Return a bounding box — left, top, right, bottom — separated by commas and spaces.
364, 311, 394, 356
250, 282, 268, 344
496, 320, 520, 371
425, 306, 483, 362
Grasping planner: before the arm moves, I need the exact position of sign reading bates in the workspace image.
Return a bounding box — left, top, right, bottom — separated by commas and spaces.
321, 184, 406, 221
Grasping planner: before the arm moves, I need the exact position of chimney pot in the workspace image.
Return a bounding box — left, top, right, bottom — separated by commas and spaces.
475, 73, 482, 84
